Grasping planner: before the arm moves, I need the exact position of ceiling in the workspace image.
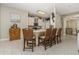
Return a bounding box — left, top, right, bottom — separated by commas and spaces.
1, 3, 54, 18
1, 3, 79, 18
55, 3, 79, 15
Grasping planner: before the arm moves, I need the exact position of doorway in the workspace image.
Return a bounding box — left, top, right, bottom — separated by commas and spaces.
66, 20, 77, 36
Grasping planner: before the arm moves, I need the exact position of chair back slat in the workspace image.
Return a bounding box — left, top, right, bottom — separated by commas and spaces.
23, 29, 33, 40
51, 28, 57, 37
45, 28, 51, 40
57, 28, 62, 37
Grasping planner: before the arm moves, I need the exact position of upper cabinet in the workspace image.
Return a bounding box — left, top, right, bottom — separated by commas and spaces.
28, 17, 34, 26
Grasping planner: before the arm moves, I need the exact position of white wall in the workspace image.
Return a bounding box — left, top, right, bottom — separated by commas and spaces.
67, 20, 77, 35
63, 14, 79, 35
0, 5, 28, 40
0, 5, 1, 38
77, 20, 79, 30
48, 13, 62, 29
50, 14, 55, 26
55, 14, 62, 28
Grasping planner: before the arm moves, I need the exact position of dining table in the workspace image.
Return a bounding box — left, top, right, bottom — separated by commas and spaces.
33, 29, 46, 46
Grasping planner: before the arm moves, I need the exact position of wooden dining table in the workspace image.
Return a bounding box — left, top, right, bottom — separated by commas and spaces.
33, 29, 46, 46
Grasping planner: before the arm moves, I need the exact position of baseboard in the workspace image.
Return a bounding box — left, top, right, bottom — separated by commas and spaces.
0, 38, 9, 41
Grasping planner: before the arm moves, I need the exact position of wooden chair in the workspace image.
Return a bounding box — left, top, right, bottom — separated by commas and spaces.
56, 28, 62, 43
38, 28, 51, 50
22, 28, 36, 52
51, 28, 57, 45
38, 32, 45, 46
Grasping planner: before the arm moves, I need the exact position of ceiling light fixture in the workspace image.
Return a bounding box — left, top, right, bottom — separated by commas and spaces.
37, 10, 46, 15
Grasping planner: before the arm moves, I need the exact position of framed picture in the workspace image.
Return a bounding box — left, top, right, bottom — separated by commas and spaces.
10, 13, 21, 23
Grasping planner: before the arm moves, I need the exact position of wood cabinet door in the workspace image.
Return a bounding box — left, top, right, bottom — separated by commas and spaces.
9, 28, 20, 41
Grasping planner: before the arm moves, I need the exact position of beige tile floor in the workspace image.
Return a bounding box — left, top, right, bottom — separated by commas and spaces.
0, 35, 79, 55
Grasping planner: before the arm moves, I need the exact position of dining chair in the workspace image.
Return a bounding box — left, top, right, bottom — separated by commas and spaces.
38, 31, 45, 46
56, 28, 62, 43
38, 28, 51, 50
51, 28, 57, 45
22, 28, 36, 52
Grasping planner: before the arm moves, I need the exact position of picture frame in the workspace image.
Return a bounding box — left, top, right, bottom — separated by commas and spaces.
10, 12, 21, 23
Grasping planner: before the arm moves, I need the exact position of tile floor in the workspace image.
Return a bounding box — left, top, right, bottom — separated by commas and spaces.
0, 35, 79, 55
